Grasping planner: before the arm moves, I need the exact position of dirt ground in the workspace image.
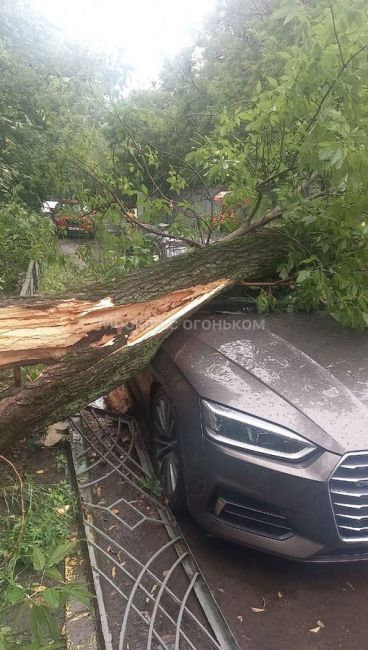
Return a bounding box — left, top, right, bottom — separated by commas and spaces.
178, 512, 368, 650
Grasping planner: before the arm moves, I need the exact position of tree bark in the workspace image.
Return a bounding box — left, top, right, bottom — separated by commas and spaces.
0, 230, 286, 447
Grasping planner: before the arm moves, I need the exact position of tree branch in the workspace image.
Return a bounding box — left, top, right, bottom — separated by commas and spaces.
68, 154, 203, 249
221, 189, 336, 241
329, 2, 345, 66
307, 44, 366, 134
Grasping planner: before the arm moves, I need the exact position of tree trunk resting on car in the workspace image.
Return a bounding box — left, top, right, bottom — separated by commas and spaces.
0, 230, 286, 447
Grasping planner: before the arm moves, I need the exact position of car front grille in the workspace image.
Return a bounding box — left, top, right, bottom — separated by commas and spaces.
213, 492, 293, 540
330, 452, 368, 542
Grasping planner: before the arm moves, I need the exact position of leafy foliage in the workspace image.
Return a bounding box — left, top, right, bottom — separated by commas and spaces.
0, 478, 92, 649
41, 225, 156, 293
0, 203, 57, 293
0, 0, 113, 208
1, 0, 368, 328
100, 0, 368, 331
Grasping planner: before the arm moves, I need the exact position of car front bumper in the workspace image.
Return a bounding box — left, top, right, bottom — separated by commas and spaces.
183, 437, 368, 562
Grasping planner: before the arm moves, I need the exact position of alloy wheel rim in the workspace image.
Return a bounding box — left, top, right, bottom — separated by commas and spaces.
153, 395, 179, 497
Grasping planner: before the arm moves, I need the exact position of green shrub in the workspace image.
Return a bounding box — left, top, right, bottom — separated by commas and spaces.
0, 202, 57, 294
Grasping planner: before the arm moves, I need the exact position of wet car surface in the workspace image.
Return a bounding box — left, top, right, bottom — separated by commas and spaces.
131, 300, 368, 562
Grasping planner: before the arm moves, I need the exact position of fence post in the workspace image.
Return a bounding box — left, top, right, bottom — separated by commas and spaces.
13, 367, 21, 387
14, 259, 40, 386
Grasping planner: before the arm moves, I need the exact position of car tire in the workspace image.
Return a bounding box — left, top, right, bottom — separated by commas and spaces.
151, 387, 186, 511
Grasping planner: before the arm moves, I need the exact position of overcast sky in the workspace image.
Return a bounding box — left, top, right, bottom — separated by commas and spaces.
30, 0, 216, 87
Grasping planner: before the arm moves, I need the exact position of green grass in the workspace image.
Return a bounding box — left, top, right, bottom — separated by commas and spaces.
0, 478, 90, 649
0, 478, 76, 566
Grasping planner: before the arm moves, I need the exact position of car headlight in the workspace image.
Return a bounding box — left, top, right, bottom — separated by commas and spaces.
201, 400, 317, 461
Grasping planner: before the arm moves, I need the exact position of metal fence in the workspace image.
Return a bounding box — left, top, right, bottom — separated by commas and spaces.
70, 409, 240, 650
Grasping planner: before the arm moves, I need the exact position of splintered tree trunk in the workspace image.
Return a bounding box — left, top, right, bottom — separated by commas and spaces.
0, 231, 286, 446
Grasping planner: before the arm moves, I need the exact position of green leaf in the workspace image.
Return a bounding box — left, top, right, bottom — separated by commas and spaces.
43, 588, 60, 610
284, 6, 299, 24
266, 76, 278, 88
6, 584, 25, 605
63, 584, 93, 607
33, 547, 46, 571
30, 605, 45, 643
297, 269, 312, 284
238, 111, 254, 121
43, 606, 60, 641
256, 290, 276, 314
45, 567, 65, 583
47, 541, 77, 568
30, 606, 59, 643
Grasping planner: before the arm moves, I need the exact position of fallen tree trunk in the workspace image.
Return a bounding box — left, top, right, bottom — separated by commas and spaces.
0, 231, 286, 446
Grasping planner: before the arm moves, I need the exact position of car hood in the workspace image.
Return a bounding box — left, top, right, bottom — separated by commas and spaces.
166, 312, 368, 454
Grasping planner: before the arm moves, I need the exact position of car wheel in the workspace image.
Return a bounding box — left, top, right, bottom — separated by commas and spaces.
151, 388, 186, 511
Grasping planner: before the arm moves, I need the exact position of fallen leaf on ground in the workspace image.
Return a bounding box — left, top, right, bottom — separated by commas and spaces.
309, 620, 325, 633
55, 505, 70, 515
111, 566, 116, 579
347, 581, 356, 591
278, 591, 283, 599
35, 469, 45, 474
237, 616, 243, 623
251, 596, 267, 613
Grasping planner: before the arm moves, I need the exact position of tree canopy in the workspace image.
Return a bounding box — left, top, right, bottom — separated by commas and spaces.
1, 0, 368, 326
0, 0, 112, 208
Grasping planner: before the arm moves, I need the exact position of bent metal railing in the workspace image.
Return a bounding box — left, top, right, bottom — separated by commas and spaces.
69, 408, 240, 650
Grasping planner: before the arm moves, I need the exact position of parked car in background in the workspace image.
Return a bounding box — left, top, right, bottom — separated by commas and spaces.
41, 199, 96, 238
129, 291, 368, 563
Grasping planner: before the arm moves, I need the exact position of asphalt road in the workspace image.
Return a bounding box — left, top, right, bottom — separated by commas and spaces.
178, 512, 368, 649
58, 238, 87, 268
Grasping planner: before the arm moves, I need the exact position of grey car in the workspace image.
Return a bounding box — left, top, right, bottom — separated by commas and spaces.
130, 294, 368, 562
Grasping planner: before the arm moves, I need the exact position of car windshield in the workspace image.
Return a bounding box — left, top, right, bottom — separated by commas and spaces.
204, 287, 256, 314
